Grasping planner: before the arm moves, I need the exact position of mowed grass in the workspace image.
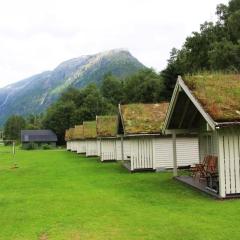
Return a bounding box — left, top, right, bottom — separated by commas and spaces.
0, 147, 240, 239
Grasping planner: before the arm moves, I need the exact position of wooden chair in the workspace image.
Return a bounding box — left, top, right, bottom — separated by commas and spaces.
206, 156, 219, 192
190, 155, 212, 181
206, 155, 218, 175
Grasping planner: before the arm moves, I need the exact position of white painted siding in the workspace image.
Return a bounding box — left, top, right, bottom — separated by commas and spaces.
100, 139, 117, 161
71, 141, 78, 152
116, 139, 122, 160
218, 128, 240, 196
130, 138, 154, 170
123, 139, 131, 160
97, 140, 101, 156
154, 137, 199, 169
66, 141, 71, 150
76, 140, 86, 154
199, 132, 218, 163
86, 139, 98, 157
69, 141, 73, 151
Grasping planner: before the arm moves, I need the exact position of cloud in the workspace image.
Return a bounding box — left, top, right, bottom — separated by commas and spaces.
0, 0, 229, 87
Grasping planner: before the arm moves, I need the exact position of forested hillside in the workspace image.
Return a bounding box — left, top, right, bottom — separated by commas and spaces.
0, 49, 145, 125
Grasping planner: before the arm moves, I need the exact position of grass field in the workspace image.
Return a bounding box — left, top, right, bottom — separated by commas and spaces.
0, 147, 240, 240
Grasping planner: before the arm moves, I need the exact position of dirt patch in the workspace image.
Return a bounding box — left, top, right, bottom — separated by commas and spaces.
38, 233, 48, 240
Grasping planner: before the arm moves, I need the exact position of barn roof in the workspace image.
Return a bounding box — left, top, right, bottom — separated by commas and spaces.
83, 121, 97, 139
119, 103, 169, 135
21, 130, 57, 143
96, 115, 118, 137
73, 125, 84, 139
184, 73, 240, 123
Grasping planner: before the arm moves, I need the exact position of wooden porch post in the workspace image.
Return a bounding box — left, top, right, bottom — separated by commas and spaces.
217, 131, 226, 198
172, 131, 178, 177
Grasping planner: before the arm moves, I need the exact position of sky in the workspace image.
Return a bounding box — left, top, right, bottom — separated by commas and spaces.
0, 0, 229, 88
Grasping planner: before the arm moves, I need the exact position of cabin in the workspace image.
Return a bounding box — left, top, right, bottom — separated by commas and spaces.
74, 125, 86, 154
118, 103, 199, 172
163, 74, 240, 199
21, 130, 57, 148
96, 115, 119, 162
83, 121, 98, 157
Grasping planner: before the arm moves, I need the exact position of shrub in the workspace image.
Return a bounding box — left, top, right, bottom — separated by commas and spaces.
41, 144, 53, 150
22, 142, 38, 150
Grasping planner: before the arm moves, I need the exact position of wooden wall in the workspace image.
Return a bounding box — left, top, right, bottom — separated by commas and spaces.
66, 141, 71, 151
86, 140, 98, 157
218, 127, 240, 197
130, 138, 154, 170
100, 139, 117, 161
154, 137, 199, 169
76, 140, 86, 154
116, 139, 122, 160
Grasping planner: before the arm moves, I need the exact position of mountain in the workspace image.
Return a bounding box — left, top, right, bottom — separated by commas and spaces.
0, 49, 145, 125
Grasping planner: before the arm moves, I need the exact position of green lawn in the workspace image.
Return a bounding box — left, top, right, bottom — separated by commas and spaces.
0, 147, 240, 240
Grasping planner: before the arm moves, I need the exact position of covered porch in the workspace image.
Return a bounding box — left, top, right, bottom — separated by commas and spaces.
164, 79, 221, 198
175, 175, 219, 198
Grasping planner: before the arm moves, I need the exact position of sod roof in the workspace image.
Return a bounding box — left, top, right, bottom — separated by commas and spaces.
68, 128, 75, 140
96, 115, 118, 137
83, 121, 97, 139
73, 125, 84, 139
120, 103, 169, 135
183, 73, 240, 122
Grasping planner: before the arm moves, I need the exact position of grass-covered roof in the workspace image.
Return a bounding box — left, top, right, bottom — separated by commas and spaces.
83, 121, 97, 139
65, 129, 70, 141
68, 128, 75, 140
73, 125, 84, 139
96, 115, 118, 137
184, 73, 240, 122
120, 103, 169, 135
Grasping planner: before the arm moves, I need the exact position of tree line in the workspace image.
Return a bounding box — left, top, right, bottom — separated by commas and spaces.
4, 69, 165, 143
162, 0, 240, 98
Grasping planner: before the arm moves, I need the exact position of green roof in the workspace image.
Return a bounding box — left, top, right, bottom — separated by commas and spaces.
120, 103, 169, 135
96, 115, 118, 137
68, 128, 75, 140
83, 121, 97, 139
184, 73, 240, 122
73, 125, 84, 139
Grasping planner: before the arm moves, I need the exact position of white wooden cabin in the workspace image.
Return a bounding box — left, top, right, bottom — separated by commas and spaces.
163, 74, 240, 199
83, 121, 98, 157
96, 115, 119, 162
118, 103, 199, 172
73, 125, 86, 154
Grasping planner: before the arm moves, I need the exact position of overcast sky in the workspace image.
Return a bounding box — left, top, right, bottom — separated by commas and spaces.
0, 0, 229, 88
